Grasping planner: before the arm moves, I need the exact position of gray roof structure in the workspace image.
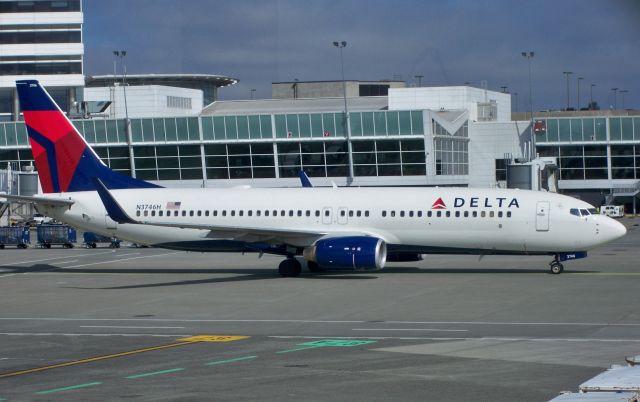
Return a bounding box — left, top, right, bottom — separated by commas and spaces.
201, 96, 389, 116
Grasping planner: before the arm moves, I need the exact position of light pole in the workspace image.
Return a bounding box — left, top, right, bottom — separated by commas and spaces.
250, 88, 256, 100
415, 75, 423, 87
590, 83, 596, 109
562, 71, 573, 110
114, 50, 134, 177
577, 77, 583, 110
333, 40, 353, 186
522, 51, 535, 160
611, 87, 618, 109
620, 90, 628, 109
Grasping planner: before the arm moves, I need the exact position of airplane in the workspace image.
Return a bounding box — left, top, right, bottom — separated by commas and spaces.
1, 80, 627, 277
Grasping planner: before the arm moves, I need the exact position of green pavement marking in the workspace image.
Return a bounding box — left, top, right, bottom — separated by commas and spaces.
205, 355, 257, 365
35, 382, 102, 395
125, 367, 184, 379
277, 339, 376, 354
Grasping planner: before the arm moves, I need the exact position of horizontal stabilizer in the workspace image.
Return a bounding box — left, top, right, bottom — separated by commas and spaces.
0, 193, 74, 208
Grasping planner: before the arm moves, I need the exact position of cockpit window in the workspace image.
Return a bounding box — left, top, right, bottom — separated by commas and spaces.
570, 208, 580, 217
580, 209, 590, 216
588, 208, 597, 215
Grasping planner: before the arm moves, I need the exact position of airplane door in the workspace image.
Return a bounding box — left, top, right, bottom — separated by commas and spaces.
535, 201, 550, 231
322, 207, 332, 224
337, 207, 348, 225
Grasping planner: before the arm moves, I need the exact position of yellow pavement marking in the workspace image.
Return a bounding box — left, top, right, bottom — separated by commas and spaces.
178, 335, 249, 342
0, 334, 248, 379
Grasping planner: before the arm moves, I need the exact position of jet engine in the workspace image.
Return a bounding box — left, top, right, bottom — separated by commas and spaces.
303, 236, 387, 271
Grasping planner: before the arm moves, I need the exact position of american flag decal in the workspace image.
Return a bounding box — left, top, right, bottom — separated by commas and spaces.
166, 201, 182, 210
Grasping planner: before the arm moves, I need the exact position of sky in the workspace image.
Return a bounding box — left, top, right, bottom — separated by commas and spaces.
83, 0, 640, 111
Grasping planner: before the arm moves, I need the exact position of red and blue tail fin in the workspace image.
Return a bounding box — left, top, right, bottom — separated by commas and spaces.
16, 80, 161, 193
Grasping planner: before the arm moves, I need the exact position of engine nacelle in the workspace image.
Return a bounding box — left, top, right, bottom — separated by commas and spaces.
303, 236, 387, 271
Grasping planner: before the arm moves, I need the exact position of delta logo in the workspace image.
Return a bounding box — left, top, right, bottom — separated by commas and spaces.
431, 197, 520, 209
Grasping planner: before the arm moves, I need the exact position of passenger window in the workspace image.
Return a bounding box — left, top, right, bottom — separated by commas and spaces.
231, 211, 236, 217
297, 210, 302, 217
340, 210, 346, 217
409, 211, 414, 218
417, 211, 422, 218
306, 210, 310, 217
256, 210, 261, 216
489, 211, 494, 218
289, 210, 294, 217
400, 211, 405, 217
472, 211, 477, 217
204, 211, 209, 217
382, 211, 387, 217
213, 210, 218, 217
365, 211, 369, 217
427, 211, 432, 218
498, 211, 503, 218
391, 211, 396, 217
182, 210, 186, 216
349, 210, 354, 217
144, 210, 149, 217
248, 211, 252, 217
174, 210, 179, 216
136, 210, 141, 217
281, 210, 286, 217
436, 211, 442, 217
190, 210, 194, 217
222, 211, 227, 217
455, 211, 460, 217
356, 211, 361, 217
445, 211, 451, 217
197, 211, 202, 217
464, 211, 469, 217
481, 211, 486, 218
315, 210, 320, 217
159, 211, 164, 217
273, 210, 277, 216
507, 211, 512, 218
265, 210, 270, 217
325, 210, 330, 217
151, 211, 156, 217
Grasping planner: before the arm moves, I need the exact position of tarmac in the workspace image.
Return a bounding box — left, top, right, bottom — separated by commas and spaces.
0, 219, 638, 401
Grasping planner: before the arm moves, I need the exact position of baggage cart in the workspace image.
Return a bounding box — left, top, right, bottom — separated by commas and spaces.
82, 232, 121, 248
37, 224, 76, 248
0, 226, 30, 249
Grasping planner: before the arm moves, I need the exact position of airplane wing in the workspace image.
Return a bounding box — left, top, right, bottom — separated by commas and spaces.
93, 178, 378, 245
0, 193, 74, 208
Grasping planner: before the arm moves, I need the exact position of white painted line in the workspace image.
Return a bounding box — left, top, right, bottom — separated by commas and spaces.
270, 335, 640, 342
0, 332, 191, 338
0, 318, 639, 327
50, 260, 78, 265
352, 328, 469, 332
79, 326, 185, 329
63, 251, 180, 268
1, 250, 116, 266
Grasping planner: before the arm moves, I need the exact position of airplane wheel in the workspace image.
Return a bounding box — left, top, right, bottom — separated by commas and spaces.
307, 261, 323, 273
279, 258, 302, 277
550, 262, 564, 275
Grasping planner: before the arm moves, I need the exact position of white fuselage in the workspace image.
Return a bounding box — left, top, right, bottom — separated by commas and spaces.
38, 186, 626, 255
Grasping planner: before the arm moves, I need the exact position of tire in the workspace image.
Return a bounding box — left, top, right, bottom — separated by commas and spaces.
550, 262, 564, 275
278, 259, 302, 277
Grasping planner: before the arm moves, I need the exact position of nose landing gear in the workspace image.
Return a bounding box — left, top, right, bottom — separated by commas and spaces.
549, 256, 564, 274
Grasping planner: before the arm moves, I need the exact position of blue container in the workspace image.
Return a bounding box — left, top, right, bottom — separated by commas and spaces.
0, 226, 30, 248
36, 224, 76, 248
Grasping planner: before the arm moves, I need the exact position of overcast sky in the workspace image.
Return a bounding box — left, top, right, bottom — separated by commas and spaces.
84, 0, 639, 110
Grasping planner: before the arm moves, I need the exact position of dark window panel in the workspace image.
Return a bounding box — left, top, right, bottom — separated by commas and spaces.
207, 168, 229, 179
326, 165, 348, 177
354, 165, 377, 176
377, 164, 402, 176
584, 169, 608, 179
252, 167, 276, 178
402, 164, 426, 176
204, 144, 227, 155
206, 156, 228, 168
229, 168, 252, 179
157, 169, 180, 180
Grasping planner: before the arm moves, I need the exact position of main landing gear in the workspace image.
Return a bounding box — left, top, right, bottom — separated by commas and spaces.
549, 256, 564, 275
278, 257, 302, 277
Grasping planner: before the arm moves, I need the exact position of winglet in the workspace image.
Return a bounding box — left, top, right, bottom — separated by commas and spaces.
298, 170, 313, 188
93, 178, 138, 224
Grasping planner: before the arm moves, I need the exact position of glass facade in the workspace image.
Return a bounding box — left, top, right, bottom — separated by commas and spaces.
537, 145, 608, 180
433, 120, 469, 175
0, 110, 428, 181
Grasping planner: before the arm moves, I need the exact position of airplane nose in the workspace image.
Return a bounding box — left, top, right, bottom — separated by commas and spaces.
606, 219, 627, 241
